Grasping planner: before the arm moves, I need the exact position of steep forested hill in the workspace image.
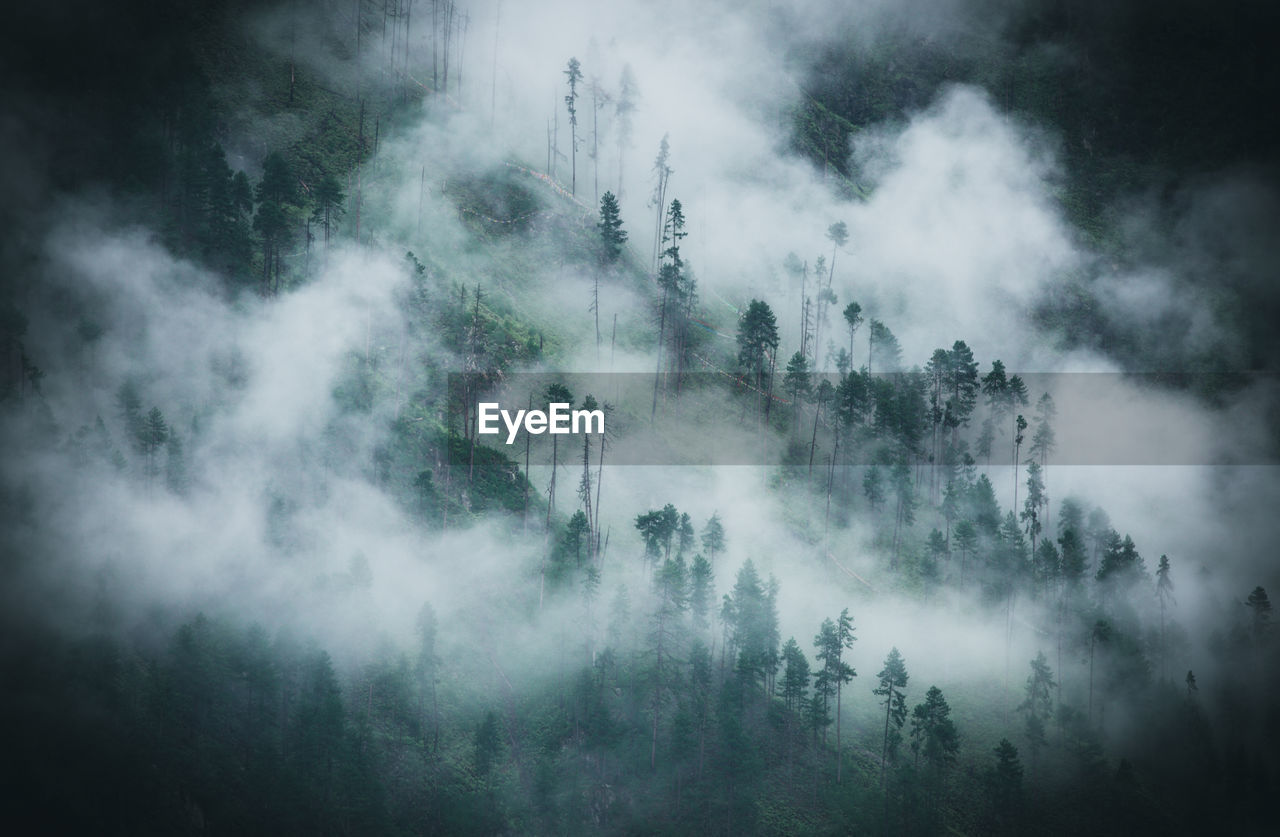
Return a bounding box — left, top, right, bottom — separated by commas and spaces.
1, 1, 1278, 835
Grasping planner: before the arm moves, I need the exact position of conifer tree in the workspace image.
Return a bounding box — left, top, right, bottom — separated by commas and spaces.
825, 221, 848, 286
779, 638, 811, 712
311, 171, 345, 261
615, 65, 638, 199
1246, 586, 1272, 641
1156, 555, 1175, 680
1029, 392, 1056, 518
543, 383, 573, 526
736, 299, 779, 421
676, 512, 695, 558
597, 191, 627, 263
810, 379, 834, 475
689, 554, 714, 631
873, 647, 909, 779
815, 609, 856, 781
890, 460, 917, 563
649, 551, 688, 769
1018, 652, 1056, 775
564, 57, 582, 195
946, 340, 981, 446
649, 134, 672, 271
863, 465, 886, 512
783, 350, 812, 432
728, 560, 779, 694
910, 685, 959, 815
165, 433, 188, 495
1021, 461, 1046, 574
986, 738, 1023, 833
843, 301, 863, 365
652, 198, 686, 418
253, 151, 299, 294
868, 319, 902, 374
141, 406, 169, 484
700, 513, 725, 564
953, 519, 978, 586
635, 504, 679, 568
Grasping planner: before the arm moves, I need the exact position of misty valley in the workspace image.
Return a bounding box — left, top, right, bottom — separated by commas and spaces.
2, 1, 1279, 836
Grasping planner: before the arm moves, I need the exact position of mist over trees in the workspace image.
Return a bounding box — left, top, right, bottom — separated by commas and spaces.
2, 0, 1279, 835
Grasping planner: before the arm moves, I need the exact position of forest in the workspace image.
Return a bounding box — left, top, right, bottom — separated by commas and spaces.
1, 0, 1278, 835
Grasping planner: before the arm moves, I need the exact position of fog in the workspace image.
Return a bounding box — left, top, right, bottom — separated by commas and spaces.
3, 0, 1279, 782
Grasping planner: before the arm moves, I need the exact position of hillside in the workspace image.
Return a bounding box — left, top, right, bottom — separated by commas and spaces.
1, 1, 1279, 835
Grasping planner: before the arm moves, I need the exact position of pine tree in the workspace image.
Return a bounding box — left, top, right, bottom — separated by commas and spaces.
1097, 532, 1146, 601
953, 519, 978, 586
676, 512, 695, 558
728, 560, 779, 694
812, 618, 838, 747
825, 221, 848, 285
843, 301, 863, 365
651, 198, 687, 418
607, 584, 632, 651
1017, 652, 1056, 775
141, 406, 169, 484
543, 382, 573, 525
945, 340, 981, 447
1012, 413, 1027, 511
311, 171, 345, 261
1021, 461, 1046, 582
1156, 555, 1175, 680
689, 554, 714, 631
564, 511, 590, 567
873, 647, 909, 779
1029, 393, 1056, 524
165, 433, 188, 495
253, 151, 299, 294
582, 563, 601, 666
783, 350, 812, 432
805, 688, 831, 745
863, 465, 886, 512
910, 685, 960, 816
563, 57, 583, 195
649, 551, 688, 769
649, 134, 672, 271
597, 191, 627, 263
809, 379, 834, 476
577, 395, 597, 551
635, 504, 679, 568
890, 460, 917, 564
415, 602, 441, 749
614, 65, 638, 199
986, 738, 1023, 833
834, 608, 856, 783
868, 319, 902, 374
700, 513, 725, 564
736, 299, 779, 421
927, 529, 949, 584
1246, 586, 1272, 641
779, 637, 811, 713
814, 609, 856, 781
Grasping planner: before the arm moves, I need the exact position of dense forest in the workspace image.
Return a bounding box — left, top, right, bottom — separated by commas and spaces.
2, 1, 1278, 834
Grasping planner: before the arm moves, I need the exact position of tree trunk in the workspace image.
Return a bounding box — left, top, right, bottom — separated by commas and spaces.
808, 397, 822, 475
836, 682, 844, 783
651, 285, 669, 421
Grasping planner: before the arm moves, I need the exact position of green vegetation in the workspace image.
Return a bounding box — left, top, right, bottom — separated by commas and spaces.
1, 1, 1277, 835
